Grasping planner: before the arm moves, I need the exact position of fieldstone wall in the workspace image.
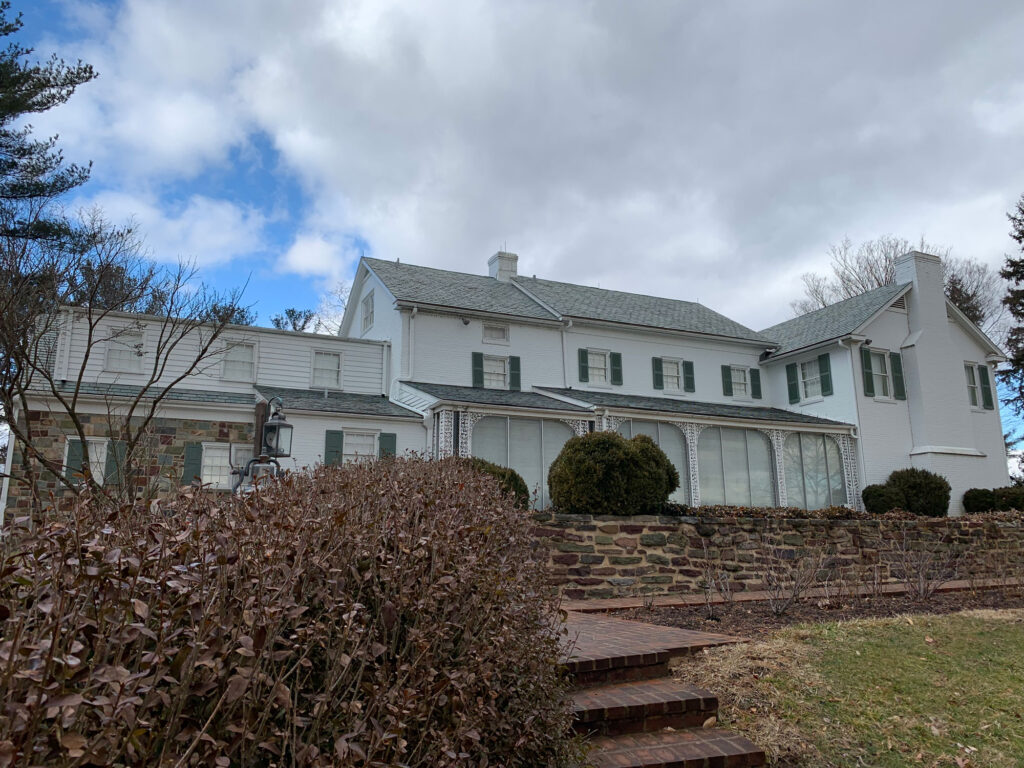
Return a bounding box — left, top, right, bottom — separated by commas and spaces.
532, 511, 1024, 600
5, 410, 253, 514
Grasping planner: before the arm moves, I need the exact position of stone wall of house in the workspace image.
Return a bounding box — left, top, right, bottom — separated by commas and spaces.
5, 410, 253, 514
532, 511, 1024, 600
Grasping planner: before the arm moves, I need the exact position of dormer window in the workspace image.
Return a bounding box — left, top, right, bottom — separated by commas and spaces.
222, 342, 255, 382
361, 291, 374, 332
105, 329, 145, 373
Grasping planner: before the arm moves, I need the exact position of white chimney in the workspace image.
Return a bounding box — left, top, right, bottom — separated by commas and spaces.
488, 251, 518, 282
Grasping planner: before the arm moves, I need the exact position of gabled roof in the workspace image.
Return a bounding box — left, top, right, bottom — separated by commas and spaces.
513, 276, 773, 343
401, 381, 592, 413
760, 283, 910, 356
537, 387, 850, 427
363, 258, 557, 320
255, 386, 421, 419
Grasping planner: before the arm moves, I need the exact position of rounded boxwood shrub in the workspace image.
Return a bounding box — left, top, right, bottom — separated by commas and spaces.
466, 456, 531, 509
547, 430, 676, 515
962, 487, 997, 514
861, 483, 905, 515
885, 467, 951, 517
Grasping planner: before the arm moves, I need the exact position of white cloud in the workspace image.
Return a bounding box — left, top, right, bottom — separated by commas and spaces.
277, 233, 355, 284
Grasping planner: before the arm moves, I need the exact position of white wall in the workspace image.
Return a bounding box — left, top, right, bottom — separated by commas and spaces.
762, 343, 860, 425
281, 412, 427, 471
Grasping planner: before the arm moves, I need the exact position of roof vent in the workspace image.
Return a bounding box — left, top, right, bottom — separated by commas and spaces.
891, 295, 906, 311
488, 251, 518, 282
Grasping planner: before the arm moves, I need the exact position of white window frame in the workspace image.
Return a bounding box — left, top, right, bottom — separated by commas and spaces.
64, 437, 109, 486
964, 362, 980, 409
869, 350, 891, 399
342, 431, 378, 464
730, 365, 749, 399
200, 442, 253, 490
662, 358, 682, 391
221, 341, 256, 382
104, 328, 145, 374
311, 349, 343, 389
361, 291, 374, 333
587, 349, 610, 386
800, 359, 822, 401
482, 323, 510, 345
483, 354, 508, 390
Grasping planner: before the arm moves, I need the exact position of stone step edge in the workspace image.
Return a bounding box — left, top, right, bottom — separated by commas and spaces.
588, 727, 767, 768
573, 680, 718, 724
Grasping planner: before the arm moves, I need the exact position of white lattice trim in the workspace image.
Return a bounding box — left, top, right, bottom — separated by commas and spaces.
559, 418, 591, 437
835, 434, 861, 510
437, 410, 455, 458
460, 412, 487, 458
672, 422, 707, 507
758, 428, 791, 508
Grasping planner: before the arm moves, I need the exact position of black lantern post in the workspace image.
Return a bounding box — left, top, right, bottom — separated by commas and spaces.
261, 397, 293, 458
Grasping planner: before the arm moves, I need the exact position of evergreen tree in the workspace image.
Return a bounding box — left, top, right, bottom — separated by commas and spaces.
1000, 194, 1024, 414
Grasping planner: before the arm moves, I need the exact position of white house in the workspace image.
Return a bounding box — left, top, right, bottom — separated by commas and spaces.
3, 249, 1008, 517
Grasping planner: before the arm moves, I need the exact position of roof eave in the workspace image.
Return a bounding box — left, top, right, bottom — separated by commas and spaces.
565, 315, 776, 347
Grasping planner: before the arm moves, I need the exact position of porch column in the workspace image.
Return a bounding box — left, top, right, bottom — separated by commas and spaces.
835, 434, 862, 511
437, 409, 456, 458
677, 422, 706, 508
759, 428, 791, 508
458, 411, 487, 458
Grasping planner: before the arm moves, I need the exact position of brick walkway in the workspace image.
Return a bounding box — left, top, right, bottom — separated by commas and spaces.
563, 611, 765, 767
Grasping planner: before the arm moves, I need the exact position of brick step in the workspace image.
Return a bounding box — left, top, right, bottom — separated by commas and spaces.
588, 728, 767, 768
573, 679, 718, 736
570, 657, 671, 688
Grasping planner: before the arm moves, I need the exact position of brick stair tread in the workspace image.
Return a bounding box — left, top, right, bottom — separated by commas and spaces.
574, 679, 718, 723
588, 728, 767, 768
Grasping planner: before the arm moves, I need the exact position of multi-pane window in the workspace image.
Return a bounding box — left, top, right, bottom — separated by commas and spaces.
105, 329, 145, 373
800, 359, 821, 399
870, 351, 890, 398
312, 351, 341, 388
343, 432, 377, 463
662, 360, 681, 390
730, 366, 748, 397
588, 350, 609, 384
483, 355, 508, 389
222, 343, 255, 381
965, 364, 979, 407
201, 443, 252, 489
66, 437, 108, 485
482, 324, 509, 344
361, 292, 374, 332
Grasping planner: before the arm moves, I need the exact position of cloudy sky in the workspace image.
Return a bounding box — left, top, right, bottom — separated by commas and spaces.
23, 0, 1024, 334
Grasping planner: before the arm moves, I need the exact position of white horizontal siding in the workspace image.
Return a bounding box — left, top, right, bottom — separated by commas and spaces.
280, 413, 427, 471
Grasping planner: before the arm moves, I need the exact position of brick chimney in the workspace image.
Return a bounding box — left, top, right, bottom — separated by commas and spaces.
488, 251, 518, 282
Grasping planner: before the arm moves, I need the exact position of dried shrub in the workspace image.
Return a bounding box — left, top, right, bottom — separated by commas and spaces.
464, 456, 531, 509
762, 545, 828, 617
892, 529, 961, 602
0, 458, 585, 768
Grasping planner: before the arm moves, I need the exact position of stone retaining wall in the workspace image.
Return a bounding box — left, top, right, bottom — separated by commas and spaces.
532, 511, 1024, 600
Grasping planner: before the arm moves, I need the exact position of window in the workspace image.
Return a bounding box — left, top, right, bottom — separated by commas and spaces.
343, 432, 377, 463
105, 329, 144, 373
222, 343, 255, 382
870, 351, 889, 398
697, 427, 775, 507
731, 366, 748, 397
483, 355, 508, 389
662, 360, 681, 390
361, 291, 374, 332
201, 443, 252, 489
588, 350, 608, 384
65, 437, 108, 486
783, 433, 847, 510
482, 324, 509, 344
800, 359, 821, 399
965, 364, 979, 407
312, 351, 342, 388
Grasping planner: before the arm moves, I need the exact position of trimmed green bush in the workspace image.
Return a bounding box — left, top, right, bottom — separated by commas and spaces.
994, 486, 1024, 511
547, 430, 676, 515
886, 467, 951, 517
861, 483, 906, 515
963, 488, 997, 514
466, 456, 531, 509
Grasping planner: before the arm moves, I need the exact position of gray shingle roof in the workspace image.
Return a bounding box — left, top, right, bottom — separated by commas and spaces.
536, 387, 850, 427
514, 276, 774, 343
364, 258, 557, 320
761, 283, 910, 355
401, 381, 593, 412
51, 381, 256, 405
256, 386, 421, 418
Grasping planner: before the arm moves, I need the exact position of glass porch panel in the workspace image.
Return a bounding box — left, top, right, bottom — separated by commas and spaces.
825, 436, 847, 506
509, 418, 542, 508
471, 416, 508, 466
783, 433, 806, 509
631, 420, 660, 440
616, 421, 632, 438
746, 430, 774, 507
721, 428, 752, 506
541, 420, 573, 508
800, 433, 830, 510
657, 423, 690, 505
697, 428, 726, 506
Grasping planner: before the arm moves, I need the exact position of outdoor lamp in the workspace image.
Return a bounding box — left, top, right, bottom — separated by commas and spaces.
262, 397, 293, 458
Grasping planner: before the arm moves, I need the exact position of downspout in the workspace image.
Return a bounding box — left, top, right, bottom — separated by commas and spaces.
561, 318, 573, 388
383, 341, 391, 397
409, 306, 417, 382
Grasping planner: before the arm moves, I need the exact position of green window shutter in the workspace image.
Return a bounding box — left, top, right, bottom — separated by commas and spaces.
786, 363, 800, 404
652, 357, 664, 390
65, 438, 83, 484
577, 348, 589, 382
890, 352, 906, 400
750, 369, 762, 399
818, 353, 833, 397
378, 432, 397, 457
977, 364, 995, 410
471, 352, 484, 388
324, 430, 344, 466
105, 440, 127, 486
181, 442, 203, 485
609, 352, 623, 385
508, 356, 521, 391
860, 347, 875, 398
682, 361, 695, 392
721, 365, 733, 397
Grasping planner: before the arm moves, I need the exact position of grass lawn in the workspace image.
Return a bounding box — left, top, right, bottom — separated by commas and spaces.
675, 609, 1024, 767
